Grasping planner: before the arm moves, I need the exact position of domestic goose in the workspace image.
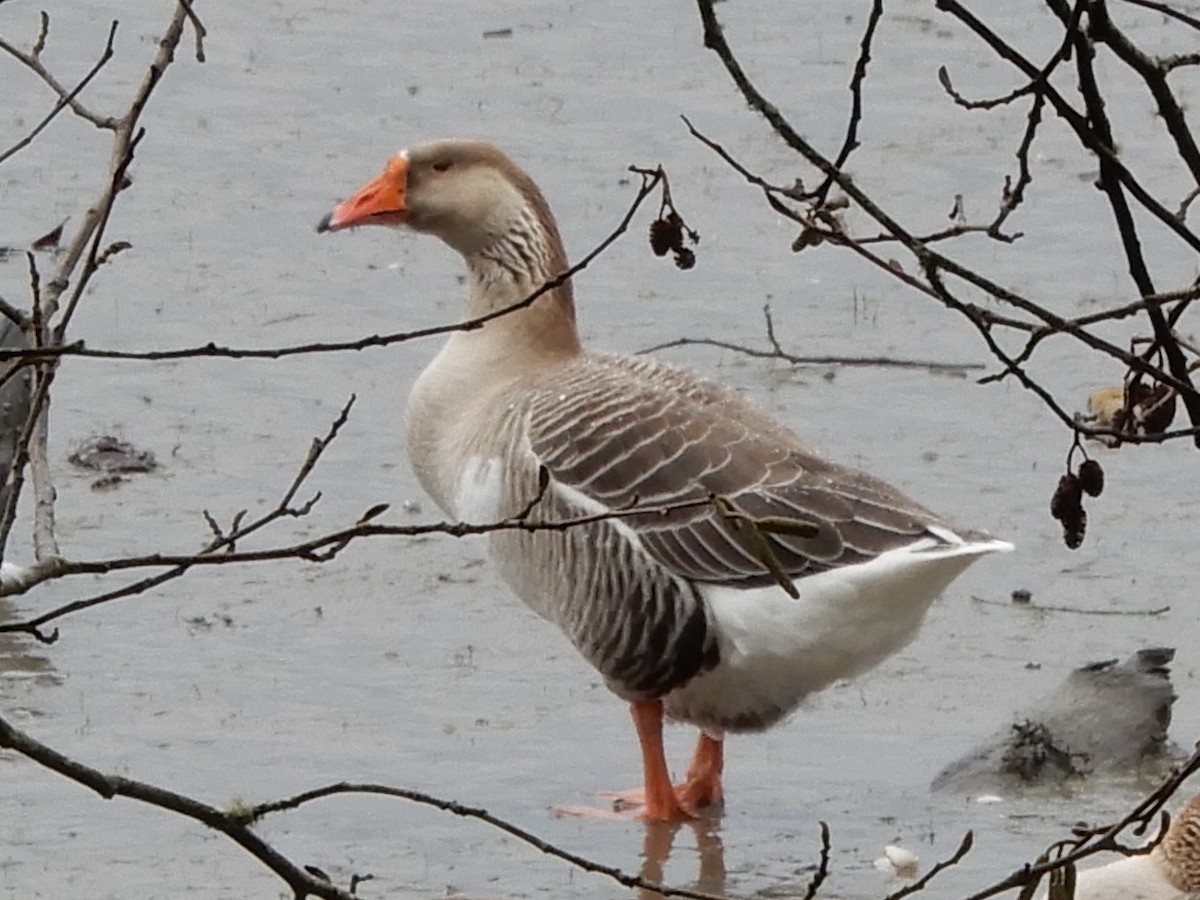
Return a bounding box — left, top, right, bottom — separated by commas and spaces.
317, 139, 1011, 821
1037, 793, 1200, 900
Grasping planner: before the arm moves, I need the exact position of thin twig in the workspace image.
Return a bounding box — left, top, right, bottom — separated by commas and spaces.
938, 65, 1036, 109
680, 112, 1191, 402
0, 394, 360, 639
802, 821, 832, 900
957, 745, 1200, 899
639, 305, 983, 374
1116, 0, 1200, 32
248, 783, 729, 900
0, 20, 119, 165
883, 831, 974, 900
972, 596, 1171, 616
176, 0, 207, 62
0, 491, 722, 640
0, 16, 118, 133
0, 713, 357, 900
806, 0, 884, 203
0, 162, 665, 367
692, 0, 1200, 455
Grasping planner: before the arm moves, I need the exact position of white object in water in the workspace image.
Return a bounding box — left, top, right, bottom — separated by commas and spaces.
874, 844, 919, 879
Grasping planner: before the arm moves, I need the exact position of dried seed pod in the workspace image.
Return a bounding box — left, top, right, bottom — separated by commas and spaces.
1078, 459, 1104, 497
673, 247, 696, 270
1131, 383, 1176, 435
649, 213, 683, 257
1061, 507, 1087, 550
649, 220, 673, 256
1050, 473, 1083, 522
791, 227, 824, 252
1051, 473, 1088, 549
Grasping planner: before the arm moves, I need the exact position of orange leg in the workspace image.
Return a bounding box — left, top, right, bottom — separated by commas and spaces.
554, 701, 726, 821
619, 701, 724, 820
677, 729, 724, 811
631, 699, 691, 821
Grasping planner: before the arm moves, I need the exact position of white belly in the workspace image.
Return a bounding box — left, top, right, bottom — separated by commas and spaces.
663, 537, 1010, 732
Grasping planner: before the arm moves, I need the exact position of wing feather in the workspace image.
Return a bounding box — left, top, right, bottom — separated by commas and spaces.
523, 354, 949, 587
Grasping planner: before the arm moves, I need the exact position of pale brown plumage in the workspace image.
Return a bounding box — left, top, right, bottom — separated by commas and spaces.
1037, 794, 1200, 899
320, 139, 1010, 820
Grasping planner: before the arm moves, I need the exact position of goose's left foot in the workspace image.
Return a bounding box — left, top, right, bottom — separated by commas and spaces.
556, 704, 724, 821
600, 728, 724, 816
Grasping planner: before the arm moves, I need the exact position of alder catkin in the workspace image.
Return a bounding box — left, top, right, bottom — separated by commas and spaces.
1078, 459, 1104, 497
649, 213, 683, 257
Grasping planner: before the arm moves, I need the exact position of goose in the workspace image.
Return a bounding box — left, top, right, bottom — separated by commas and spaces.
1037, 793, 1200, 900
317, 139, 1011, 821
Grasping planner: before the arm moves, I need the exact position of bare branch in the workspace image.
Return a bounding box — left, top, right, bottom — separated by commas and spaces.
0, 16, 118, 137
0, 20, 118, 165
248, 783, 730, 900
0, 492, 724, 639
639, 304, 984, 374
938, 64, 1036, 109
956, 744, 1200, 899
176, 0, 207, 62
0, 394, 359, 640
1116, 0, 1200, 32
805, 0, 884, 204
0, 160, 663, 369
935, 0, 1200, 256
692, 0, 1200, 469
801, 821, 832, 900
0, 712, 358, 900
883, 830, 974, 900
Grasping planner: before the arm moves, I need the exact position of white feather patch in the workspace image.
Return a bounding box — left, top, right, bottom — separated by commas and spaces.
666, 537, 1011, 729
454, 456, 504, 523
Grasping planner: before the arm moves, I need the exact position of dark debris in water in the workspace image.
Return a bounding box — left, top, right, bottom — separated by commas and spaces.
931, 647, 1180, 793
68, 435, 158, 476
30, 220, 65, 251
0, 218, 68, 262
88, 473, 127, 492
999, 720, 1090, 782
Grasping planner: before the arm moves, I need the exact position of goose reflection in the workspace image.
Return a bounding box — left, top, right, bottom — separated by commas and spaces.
637, 817, 726, 900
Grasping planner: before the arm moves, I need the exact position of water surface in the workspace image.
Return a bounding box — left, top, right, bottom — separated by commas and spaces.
1, 1, 1197, 897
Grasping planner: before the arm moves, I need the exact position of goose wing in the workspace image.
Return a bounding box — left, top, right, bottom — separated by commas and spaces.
524, 356, 949, 587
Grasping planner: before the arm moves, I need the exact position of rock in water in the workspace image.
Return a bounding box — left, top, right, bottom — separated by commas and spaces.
932, 648, 1180, 793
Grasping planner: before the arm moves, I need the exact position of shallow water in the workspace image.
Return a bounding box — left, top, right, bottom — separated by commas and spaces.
1, 1, 1198, 897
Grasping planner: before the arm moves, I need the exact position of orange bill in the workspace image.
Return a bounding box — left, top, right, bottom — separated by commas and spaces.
317, 154, 408, 232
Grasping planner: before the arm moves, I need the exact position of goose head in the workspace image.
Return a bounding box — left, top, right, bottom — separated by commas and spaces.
318, 139, 567, 268
319, 138, 578, 349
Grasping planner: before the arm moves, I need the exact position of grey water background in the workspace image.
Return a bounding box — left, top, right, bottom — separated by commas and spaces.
1, 1, 1197, 897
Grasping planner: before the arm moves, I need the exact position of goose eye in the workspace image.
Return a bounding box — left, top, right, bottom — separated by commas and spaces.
432, 160, 453, 172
